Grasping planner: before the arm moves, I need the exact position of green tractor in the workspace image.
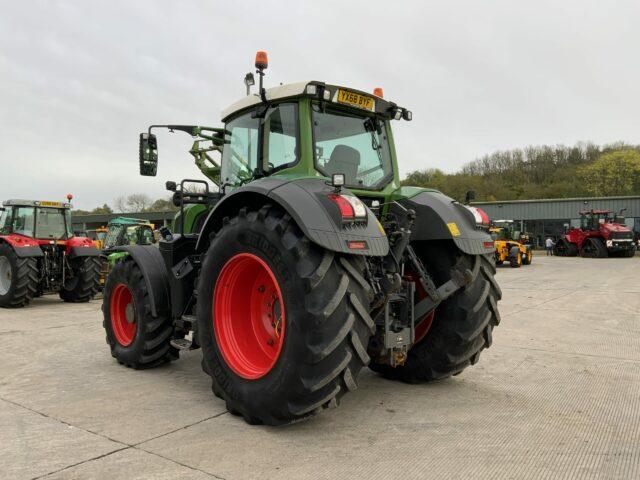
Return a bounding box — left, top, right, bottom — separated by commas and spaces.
95, 217, 156, 288
103, 52, 501, 425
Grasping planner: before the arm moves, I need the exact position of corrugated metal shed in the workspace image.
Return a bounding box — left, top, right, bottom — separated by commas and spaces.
71, 211, 175, 230
472, 196, 640, 221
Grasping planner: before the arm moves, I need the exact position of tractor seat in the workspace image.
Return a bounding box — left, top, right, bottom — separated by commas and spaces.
324, 145, 360, 183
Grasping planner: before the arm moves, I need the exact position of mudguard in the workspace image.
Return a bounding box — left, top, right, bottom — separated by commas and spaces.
12, 246, 43, 258
65, 237, 99, 257
0, 235, 43, 258
399, 191, 494, 255
111, 245, 171, 317
196, 177, 389, 256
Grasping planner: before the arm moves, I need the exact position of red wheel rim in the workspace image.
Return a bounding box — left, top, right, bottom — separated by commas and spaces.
213, 253, 286, 380
110, 284, 136, 346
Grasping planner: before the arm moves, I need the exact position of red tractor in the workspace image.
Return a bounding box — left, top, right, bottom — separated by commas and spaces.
0, 196, 102, 308
554, 209, 636, 258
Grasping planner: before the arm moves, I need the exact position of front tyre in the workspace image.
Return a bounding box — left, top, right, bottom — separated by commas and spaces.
509, 246, 522, 268
197, 206, 373, 426
370, 241, 501, 383
60, 256, 101, 303
0, 244, 38, 308
102, 259, 178, 368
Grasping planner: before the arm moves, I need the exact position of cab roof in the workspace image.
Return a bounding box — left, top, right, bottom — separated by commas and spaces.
221, 81, 405, 122
3, 199, 72, 209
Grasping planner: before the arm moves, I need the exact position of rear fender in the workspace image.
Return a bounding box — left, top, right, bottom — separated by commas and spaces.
111, 245, 171, 317
66, 237, 100, 258
0, 235, 43, 257
398, 191, 494, 255
195, 177, 389, 256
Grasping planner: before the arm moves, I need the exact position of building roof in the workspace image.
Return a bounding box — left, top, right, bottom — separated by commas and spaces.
472, 195, 640, 205
471, 195, 640, 221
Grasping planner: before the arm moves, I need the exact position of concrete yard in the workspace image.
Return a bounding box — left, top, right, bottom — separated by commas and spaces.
1, 255, 639, 479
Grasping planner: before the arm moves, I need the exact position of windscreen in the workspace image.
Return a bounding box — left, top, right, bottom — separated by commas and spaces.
313, 105, 393, 189
35, 208, 70, 239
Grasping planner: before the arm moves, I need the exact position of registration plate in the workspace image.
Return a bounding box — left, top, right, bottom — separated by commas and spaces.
337, 90, 375, 111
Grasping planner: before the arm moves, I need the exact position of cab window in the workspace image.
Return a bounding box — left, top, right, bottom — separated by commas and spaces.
35, 208, 69, 239
263, 103, 299, 171
313, 105, 393, 189
0, 207, 12, 234
221, 103, 299, 189
221, 112, 259, 188
13, 207, 35, 237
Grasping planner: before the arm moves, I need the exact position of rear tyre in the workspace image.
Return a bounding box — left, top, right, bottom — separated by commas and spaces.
197, 205, 373, 425
370, 241, 501, 383
580, 237, 607, 258
102, 259, 178, 368
0, 244, 38, 308
554, 239, 577, 257
509, 246, 522, 268
60, 256, 101, 303
621, 249, 636, 258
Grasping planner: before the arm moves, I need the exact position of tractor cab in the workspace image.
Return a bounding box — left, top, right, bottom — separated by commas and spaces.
490, 220, 515, 241
103, 217, 155, 251
138, 52, 413, 213
579, 210, 610, 230
0, 199, 74, 241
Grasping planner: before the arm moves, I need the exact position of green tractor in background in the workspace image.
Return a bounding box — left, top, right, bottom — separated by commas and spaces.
103, 52, 501, 425
96, 217, 156, 287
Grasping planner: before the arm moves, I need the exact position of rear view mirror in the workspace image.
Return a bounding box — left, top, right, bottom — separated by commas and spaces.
139, 133, 158, 176
464, 190, 476, 204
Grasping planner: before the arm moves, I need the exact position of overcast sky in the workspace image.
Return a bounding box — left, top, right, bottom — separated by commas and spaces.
1, 1, 639, 209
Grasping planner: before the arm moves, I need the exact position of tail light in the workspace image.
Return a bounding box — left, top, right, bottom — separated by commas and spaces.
328, 194, 367, 222
466, 206, 490, 227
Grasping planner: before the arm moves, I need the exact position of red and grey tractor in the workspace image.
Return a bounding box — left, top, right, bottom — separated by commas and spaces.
102, 52, 502, 425
554, 209, 636, 258
0, 197, 101, 308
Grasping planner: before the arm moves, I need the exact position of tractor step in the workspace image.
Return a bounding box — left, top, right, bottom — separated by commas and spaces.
170, 338, 196, 350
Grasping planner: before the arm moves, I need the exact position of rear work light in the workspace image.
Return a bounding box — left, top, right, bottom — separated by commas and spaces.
328, 194, 367, 222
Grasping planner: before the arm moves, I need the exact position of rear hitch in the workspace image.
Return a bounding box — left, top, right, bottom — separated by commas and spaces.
413, 263, 473, 321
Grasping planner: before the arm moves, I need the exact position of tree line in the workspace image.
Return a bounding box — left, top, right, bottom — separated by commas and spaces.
73, 194, 177, 216
402, 142, 640, 202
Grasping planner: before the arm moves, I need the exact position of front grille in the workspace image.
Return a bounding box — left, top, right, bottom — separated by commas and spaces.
610, 232, 633, 240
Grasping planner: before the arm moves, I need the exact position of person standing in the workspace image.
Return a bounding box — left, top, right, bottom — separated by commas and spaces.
545, 237, 555, 256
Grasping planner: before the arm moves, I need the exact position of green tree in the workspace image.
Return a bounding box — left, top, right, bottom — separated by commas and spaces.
91, 204, 113, 214
579, 150, 640, 196
148, 197, 177, 212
